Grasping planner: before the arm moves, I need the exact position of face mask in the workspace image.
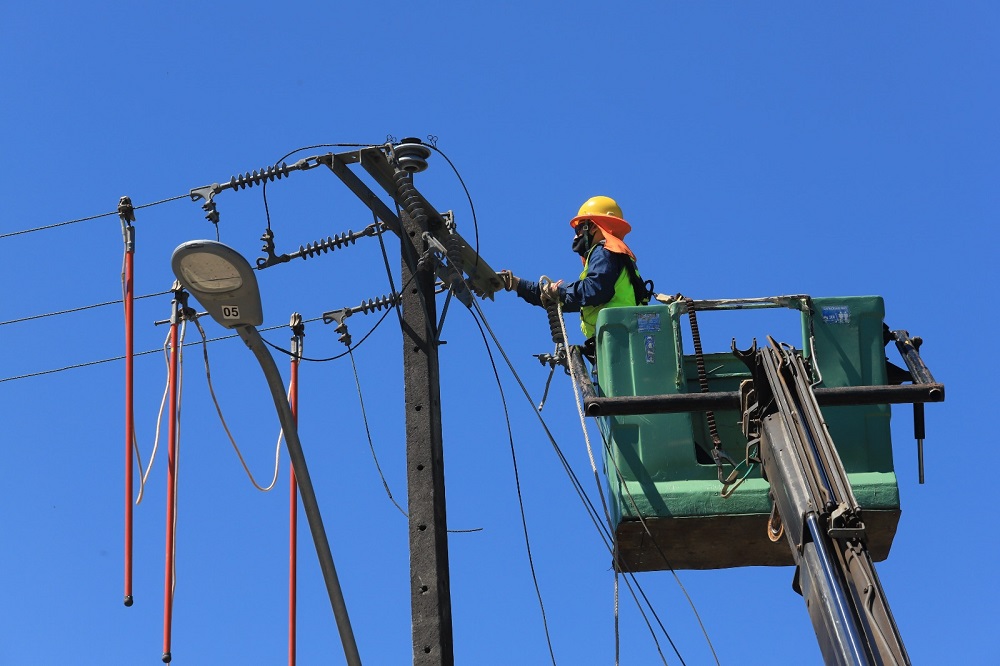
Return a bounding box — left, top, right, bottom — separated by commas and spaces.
572, 224, 591, 257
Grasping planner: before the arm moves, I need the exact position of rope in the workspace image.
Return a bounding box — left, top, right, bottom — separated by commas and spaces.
135, 332, 173, 505
194, 319, 282, 492
467, 296, 683, 664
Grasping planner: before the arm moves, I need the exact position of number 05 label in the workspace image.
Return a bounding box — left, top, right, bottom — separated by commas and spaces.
222, 305, 241, 319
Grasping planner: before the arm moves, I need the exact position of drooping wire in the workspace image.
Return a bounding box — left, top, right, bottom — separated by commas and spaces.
425, 142, 480, 275
553, 302, 673, 665
261, 143, 376, 232
0, 194, 187, 240
193, 318, 283, 492
347, 347, 407, 518
595, 419, 720, 666
466, 296, 682, 665
466, 307, 557, 665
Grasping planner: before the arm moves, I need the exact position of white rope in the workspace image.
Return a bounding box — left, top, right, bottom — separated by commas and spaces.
135, 329, 174, 505
194, 319, 283, 492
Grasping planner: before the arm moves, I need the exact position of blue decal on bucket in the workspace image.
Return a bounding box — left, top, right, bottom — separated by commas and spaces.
822, 305, 851, 324
644, 335, 655, 364
637, 313, 660, 333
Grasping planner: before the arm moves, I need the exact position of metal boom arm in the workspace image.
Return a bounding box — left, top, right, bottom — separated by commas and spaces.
738, 338, 909, 666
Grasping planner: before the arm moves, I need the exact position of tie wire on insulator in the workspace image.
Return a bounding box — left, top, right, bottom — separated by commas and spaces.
119, 195, 137, 608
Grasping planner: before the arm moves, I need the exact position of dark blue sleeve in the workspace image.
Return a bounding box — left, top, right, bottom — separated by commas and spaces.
558, 246, 625, 312
515, 277, 545, 307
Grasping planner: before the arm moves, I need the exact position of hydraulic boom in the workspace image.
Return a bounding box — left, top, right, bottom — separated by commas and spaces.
737, 338, 909, 666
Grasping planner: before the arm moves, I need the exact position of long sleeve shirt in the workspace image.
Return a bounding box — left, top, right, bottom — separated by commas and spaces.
515, 244, 629, 313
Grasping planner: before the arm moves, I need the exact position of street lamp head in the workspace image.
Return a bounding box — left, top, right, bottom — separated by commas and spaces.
171, 240, 263, 329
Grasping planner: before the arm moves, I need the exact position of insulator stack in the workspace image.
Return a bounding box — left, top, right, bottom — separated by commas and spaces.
356, 293, 401, 315
297, 232, 359, 259
545, 302, 564, 345
446, 234, 464, 276
229, 162, 294, 191
392, 168, 428, 227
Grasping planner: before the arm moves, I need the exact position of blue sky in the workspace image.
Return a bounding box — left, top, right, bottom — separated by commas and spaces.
1, 3, 997, 664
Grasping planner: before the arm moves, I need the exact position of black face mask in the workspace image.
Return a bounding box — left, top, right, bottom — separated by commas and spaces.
572, 224, 592, 257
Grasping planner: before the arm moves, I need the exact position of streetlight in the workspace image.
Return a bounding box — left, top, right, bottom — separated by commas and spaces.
171, 240, 362, 666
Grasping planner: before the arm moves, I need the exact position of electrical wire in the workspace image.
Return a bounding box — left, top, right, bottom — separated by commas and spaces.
347, 347, 407, 518
425, 142, 480, 274
465, 297, 682, 664
0, 291, 173, 327
0, 194, 187, 240
466, 308, 557, 665
260, 142, 378, 232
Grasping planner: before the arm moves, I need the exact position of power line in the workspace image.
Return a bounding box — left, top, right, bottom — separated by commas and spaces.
0, 193, 188, 240
0, 291, 172, 327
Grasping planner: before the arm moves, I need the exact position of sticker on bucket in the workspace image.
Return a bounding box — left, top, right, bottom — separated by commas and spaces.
637, 313, 660, 333
644, 335, 655, 363
822, 305, 851, 324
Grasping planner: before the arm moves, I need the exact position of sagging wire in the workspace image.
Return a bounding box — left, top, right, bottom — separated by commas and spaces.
424, 139, 481, 278
466, 308, 557, 665
0, 193, 187, 240
260, 143, 376, 234
193, 318, 283, 492
347, 347, 407, 518
592, 418, 718, 666
465, 293, 681, 665
553, 303, 674, 666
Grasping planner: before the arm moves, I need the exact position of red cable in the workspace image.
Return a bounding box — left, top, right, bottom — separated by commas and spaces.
123, 244, 135, 607
162, 311, 180, 664
288, 350, 299, 666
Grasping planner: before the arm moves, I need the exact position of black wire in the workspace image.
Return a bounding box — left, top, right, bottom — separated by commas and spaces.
466, 296, 686, 664
0, 194, 188, 240
466, 307, 558, 665
0, 290, 173, 327
0, 319, 308, 384
426, 143, 480, 274
261, 142, 378, 232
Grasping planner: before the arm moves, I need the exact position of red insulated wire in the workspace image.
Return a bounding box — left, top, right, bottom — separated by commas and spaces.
288, 347, 299, 666
162, 310, 180, 663
124, 247, 135, 607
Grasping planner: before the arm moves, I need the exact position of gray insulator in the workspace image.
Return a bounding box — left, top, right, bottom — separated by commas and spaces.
394, 138, 431, 173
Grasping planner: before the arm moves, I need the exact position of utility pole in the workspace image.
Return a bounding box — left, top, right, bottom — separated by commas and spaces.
399, 206, 454, 665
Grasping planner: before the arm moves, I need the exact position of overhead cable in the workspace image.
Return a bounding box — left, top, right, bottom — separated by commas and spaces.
0, 194, 187, 240
0, 291, 172, 328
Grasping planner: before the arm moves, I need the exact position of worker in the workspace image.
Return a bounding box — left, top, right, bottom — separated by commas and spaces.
499, 196, 651, 360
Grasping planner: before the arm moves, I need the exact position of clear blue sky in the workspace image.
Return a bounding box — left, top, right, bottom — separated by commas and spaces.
2, 2, 996, 664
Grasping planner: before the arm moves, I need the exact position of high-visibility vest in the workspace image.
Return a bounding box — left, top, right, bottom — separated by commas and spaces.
578, 245, 641, 338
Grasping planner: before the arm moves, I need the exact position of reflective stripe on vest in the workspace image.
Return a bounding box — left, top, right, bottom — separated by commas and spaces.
579, 246, 639, 339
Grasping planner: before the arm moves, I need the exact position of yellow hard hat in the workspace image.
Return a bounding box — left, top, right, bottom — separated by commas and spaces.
570, 195, 631, 238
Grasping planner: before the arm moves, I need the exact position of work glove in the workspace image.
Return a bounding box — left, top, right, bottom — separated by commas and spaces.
498, 270, 519, 291
541, 279, 564, 304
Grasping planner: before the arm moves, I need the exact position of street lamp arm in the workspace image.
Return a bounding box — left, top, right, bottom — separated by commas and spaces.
237, 325, 362, 666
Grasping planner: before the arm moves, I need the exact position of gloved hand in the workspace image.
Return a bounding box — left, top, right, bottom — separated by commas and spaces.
498, 270, 519, 291
541, 279, 564, 304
